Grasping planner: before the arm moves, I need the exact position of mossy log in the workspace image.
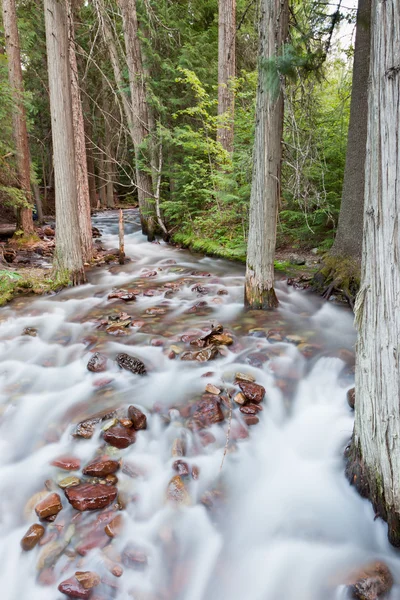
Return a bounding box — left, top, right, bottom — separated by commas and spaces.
313, 254, 360, 308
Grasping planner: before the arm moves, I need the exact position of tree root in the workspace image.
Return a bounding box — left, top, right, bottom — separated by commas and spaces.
313, 254, 360, 309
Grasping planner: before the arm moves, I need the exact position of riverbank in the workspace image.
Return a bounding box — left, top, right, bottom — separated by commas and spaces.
0, 208, 320, 307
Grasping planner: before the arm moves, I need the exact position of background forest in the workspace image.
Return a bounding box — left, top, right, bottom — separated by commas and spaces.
0, 0, 353, 260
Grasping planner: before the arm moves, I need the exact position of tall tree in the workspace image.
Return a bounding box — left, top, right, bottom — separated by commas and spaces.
44, 0, 85, 284
217, 0, 236, 152
117, 0, 155, 240
244, 0, 288, 309
329, 0, 371, 262
2, 0, 34, 234
346, 0, 400, 546
68, 3, 93, 262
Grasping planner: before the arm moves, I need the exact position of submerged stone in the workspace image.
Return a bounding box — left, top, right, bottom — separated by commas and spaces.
21, 524, 45, 551
87, 352, 108, 373
65, 484, 117, 511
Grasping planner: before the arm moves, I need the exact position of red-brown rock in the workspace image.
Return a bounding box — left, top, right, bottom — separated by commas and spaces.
83, 457, 120, 477
103, 424, 136, 449
347, 387, 356, 410
35, 493, 63, 519
87, 352, 108, 373
237, 381, 265, 404
172, 460, 190, 477
65, 484, 117, 511
243, 415, 259, 426
128, 406, 147, 430
21, 524, 45, 551
105, 514, 123, 538
122, 546, 148, 570
51, 456, 81, 471
240, 403, 262, 415
346, 561, 393, 600
58, 576, 91, 599
192, 396, 224, 428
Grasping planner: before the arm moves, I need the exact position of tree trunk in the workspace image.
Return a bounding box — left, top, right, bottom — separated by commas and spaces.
68, 5, 93, 262
2, 0, 34, 234
32, 183, 44, 223
346, 0, 400, 546
217, 0, 236, 153
244, 0, 288, 309
117, 0, 155, 240
44, 0, 85, 284
98, 153, 107, 208
330, 0, 371, 262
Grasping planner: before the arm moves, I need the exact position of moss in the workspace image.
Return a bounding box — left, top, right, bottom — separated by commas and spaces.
0, 267, 71, 307
313, 253, 360, 307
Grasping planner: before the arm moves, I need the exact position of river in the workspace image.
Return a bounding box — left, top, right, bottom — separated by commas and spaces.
0, 209, 398, 600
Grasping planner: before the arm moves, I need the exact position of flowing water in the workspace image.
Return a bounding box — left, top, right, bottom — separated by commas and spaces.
0, 209, 399, 600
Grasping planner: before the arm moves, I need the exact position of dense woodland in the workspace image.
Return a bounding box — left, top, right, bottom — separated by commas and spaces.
1, 0, 400, 575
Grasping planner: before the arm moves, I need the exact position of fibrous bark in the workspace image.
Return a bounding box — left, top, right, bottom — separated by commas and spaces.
217, 0, 236, 153
44, 0, 85, 284
330, 0, 371, 263
68, 4, 93, 262
117, 0, 155, 240
244, 0, 288, 309
346, 0, 400, 546
2, 0, 34, 234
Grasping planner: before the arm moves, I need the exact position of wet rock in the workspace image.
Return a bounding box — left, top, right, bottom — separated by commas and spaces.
166, 475, 191, 505
285, 334, 305, 345
58, 576, 92, 599
119, 418, 133, 428
103, 424, 136, 449
191, 284, 210, 295
267, 329, 284, 342
347, 387, 356, 410
191, 465, 200, 480
209, 333, 233, 346
192, 396, 224, 428
201, 490, 224, 510
35, 493, 63, 520
73, 418, 98, 439
37, 541, 67, 570
172, 460, 190, 477
43, 226, 55, 237
243, 415, 259, 426
83, 457, 120, 477
105, 514, 123, 538
233, 392, 246, 405
346, 561, 393, 600
22, 327, 37, 337
168, 351, 176, 359
75, 571, 101, 590
181, 346, 219, 362
87, 352, 108, 373
51, 456, 81, 471
122, 546, 148, 570
189, 323, 223, 347
108, 289, 136, 302
142, 270, 158, 277
237, 381, 265, 404
240, 404, 259, 415
116, 353, 147, 375
172, 438, 186, 457
65, 484, 118, 511
217, 289, 228, 295
205, 383, 221, 395
21, 524, 45, 551
198, 431, 216, 446
235, 372, 256, 383
145, 307, 166, 316
92, 226, 101, 238
58, 476, 81, 489
128, 406, 147, 430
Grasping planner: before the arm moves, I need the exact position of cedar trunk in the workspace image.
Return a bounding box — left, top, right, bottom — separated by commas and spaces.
2, 0, 34, 234
117, 0, 155, 240
346, 0, 400, 546
244, 0, 288, 309
330, 0, 371, 262
44, 0, 85, 284
68, 5, 93, 262
217, 0, 236, 152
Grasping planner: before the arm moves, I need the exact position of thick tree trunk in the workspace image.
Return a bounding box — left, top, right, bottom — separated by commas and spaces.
330, 0, 371, 262
244, 0, 288, 309
68, 6, 93, 262
44, 0, 85, 284
86, 146, 97, 209
2, 0, 34, 234
217, 0, 236, 153
117, 0, 155, 240
346, 0, 400, 546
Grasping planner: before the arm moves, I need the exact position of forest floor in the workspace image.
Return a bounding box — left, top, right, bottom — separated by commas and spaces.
0, 208, 321, 307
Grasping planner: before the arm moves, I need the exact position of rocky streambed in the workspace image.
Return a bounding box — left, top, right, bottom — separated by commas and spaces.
0, 209, 399, 600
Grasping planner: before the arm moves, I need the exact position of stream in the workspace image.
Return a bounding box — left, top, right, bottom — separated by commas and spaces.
0, 209, 399, 600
